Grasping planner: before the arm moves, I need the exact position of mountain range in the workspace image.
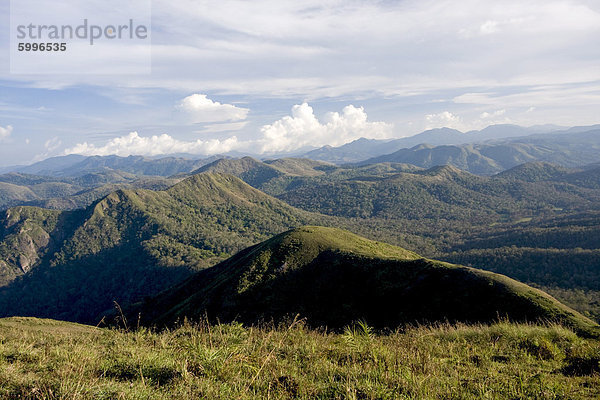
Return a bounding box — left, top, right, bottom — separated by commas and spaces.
0, 125, 598, 196
1, 123, 600, 329
302, 124, 572, 164
1, 163, 599, 329
172, 158, 600, 322
0, 174, 323, 323
2, 124, 598, 178
187, 156, 600, 223
0, 154, 225, 177
0, 171, 179, 211
357, 127, 600, 174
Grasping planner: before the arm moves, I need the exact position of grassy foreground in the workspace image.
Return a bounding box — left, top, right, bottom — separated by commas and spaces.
0, 318, 599, 399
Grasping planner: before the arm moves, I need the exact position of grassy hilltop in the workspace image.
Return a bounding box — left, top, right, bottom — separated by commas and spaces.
131, 226, 598, 337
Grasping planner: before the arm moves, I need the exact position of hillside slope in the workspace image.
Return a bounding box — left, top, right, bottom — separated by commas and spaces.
0, 171, 179, 211
132, 227, 598, 335
192, 157, 286, 188
192, 156, 338, 195
277, 165, 600, 221
0, 174, 319, 323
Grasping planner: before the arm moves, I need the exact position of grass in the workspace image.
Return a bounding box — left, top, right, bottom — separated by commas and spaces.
514, 217, 533, 224
0, 317, 599, 399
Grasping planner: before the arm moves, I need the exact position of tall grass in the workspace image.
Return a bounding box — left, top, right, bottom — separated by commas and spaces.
0, 317, 598, 399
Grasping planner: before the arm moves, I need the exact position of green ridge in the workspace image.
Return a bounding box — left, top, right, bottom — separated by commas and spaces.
132, 226, 598, 336
0, 174, 319, 323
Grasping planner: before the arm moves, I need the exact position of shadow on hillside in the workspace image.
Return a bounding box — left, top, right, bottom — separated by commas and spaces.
0, 245, 195, 325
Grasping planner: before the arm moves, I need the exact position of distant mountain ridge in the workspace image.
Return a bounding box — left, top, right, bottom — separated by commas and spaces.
0, 171, 178, 211
357, 128, 600, 174
0, 154, 226, 177
2, 124, 598, 179
302, 124, 570, 164
0, 124, 578, 175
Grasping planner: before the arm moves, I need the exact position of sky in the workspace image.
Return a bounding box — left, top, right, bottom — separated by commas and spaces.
0, 0, 599, 166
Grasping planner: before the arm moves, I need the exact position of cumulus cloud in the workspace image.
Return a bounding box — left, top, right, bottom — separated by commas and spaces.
62, 102, 393, 157
0, 125, 13, 141
63, 132, 240, 157
480, 109, 506, 119
258, 103, 392, 153
425, 111, 463, 130
176, 94, 249, 123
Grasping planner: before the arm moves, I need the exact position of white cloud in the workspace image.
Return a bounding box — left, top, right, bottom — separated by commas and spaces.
63, 132, 240, 157
453, 84, 600, 108
44, 137, 62, 152
28, 136, 63, 163
3, 0, 600, 166
3, 0, 600, 113
258, 103, 393, 153
425, 112, 463, 130
0, 125, 13, 141
425, 109, 515, 131
480, 20, 500, 35
176, 94, 249, 123
62, 103, 393, 157
480, 109, 506, 119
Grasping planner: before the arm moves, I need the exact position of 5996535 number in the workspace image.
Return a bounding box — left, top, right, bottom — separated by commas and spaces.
18, 43, 67, 52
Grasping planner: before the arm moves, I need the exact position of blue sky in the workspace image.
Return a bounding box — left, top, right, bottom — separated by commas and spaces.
1, 0, 599, 166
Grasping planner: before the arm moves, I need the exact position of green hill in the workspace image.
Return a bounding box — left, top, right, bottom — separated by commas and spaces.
0, 207, 71, 286
191, 157, 337, 196
0, 182, 39, 209
267, 165, 600, 321
0, 171, 180, 211
132, 226, 598, 336
276, 165, 599, 221
496, 162, 573, 182
263, 158, 334, 176
192, 157, 285, 188
0, 174, 319, 323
